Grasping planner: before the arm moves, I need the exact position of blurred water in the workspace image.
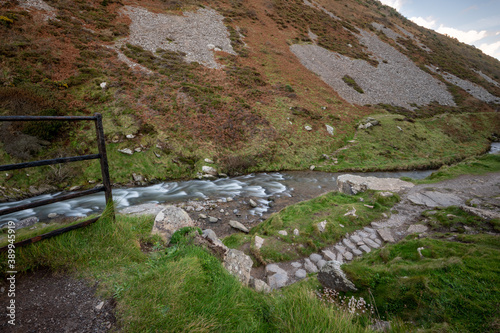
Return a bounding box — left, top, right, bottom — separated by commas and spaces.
0, 169, 434, 227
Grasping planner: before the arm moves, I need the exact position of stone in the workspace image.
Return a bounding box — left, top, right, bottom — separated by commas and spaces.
344, 252, 353, 261
268, 273, 289, 289
337, 174, 414, 195
223, 249, 253, 286
208, 216, 218, 223
134, 147, 142, 153
118, 148, 133, 155
100, 82, 107, 89
317, 259, 327, 270
364, 227, 376, 234
295, 269, 307, 279
334, 245, 346, 254
226, 197, 233, 202
364, 238, 380, 249
350, 235, 362, 243
461, 205, 500, 221
359, 245, 371, 253
15, 217, 39, 230
377, 228, 395, 243
254, 235, 265, 249
317, 220, 327, 233
305, 125, 312, 131
407, 224, 429, 234
202, 166, 217, 176
95, 301, 105, 310
309, 165, 316, 171
309, 253, 322, 263
291, 262, 302, 268
48, 213, 58, 219
322, 249, 336, 261
326, 124, 334, 135
249, 199, 258, 208
132, 173, 144, 183
304, 258, 318, 273
69, 186, 81, 191
250, 278, 271, 293
199, 214, 207, 219
125, 134, 135, 139
336, 252, 343, 263
293, 228, 300, 236
266, 264, 286, 275
204, 158, 214, 164
318, 261, 357, 292
379, 192, 394, 197
408, 191, 462, 208
278, 230, 288, 236
352, 249, 363, 256
342, 238, 357, 250
152, 206, 195, 244
344, 207, 357, 217
229, 220, 249, 233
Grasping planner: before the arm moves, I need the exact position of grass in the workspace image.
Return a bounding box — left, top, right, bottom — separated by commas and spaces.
343, 234, 500, 332
414, 154, 500, 184
224, 191, 399, 264
1, 208, 372, 332
319, 113, 499, 173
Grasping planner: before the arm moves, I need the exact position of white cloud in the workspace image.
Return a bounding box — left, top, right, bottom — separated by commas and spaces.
436, 26, 487, 44
479, 40, 500, 59
410, 16, 436, 29
378, 0, 405, 12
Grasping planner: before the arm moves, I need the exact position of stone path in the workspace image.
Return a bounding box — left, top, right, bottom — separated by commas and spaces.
263, 172, 500, 290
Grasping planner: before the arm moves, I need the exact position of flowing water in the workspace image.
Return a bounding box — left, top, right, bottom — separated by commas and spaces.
0, 169, 434, 227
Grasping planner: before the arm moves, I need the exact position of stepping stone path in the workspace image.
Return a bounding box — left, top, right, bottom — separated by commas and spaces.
264, 226, 387, 289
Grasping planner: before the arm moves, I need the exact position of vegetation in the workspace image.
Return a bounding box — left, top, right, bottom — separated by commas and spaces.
415, 153, 500, 184
342, 75, 364, 94
343, 233, 500, 332
0, 211, 372, 332
224, 190, 399, 264
0, 0, 499, 200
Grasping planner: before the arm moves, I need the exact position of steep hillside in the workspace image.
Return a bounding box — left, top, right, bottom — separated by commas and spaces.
1, 0, 499, 199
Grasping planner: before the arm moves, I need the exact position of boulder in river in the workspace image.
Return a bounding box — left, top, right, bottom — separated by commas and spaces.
337, 174, 414, 194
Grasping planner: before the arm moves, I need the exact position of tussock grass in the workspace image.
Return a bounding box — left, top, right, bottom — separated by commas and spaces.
1, 208, 371, 332
343, 234, 500, 332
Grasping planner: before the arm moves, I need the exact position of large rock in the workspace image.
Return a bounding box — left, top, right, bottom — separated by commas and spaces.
229, 220, 249, 233
337, 174, 414, 194
202, 165, 217, 176
223, 249, 253, 286
318, 260, 357, 292
151, 206, 195, 244
407, 191, 463, 207
461, 205, 500, 221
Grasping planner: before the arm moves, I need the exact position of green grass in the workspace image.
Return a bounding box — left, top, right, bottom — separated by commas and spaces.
224, 191, 399, 264
1, 209, 371, 332
343, 234, 500, 332
415, 154, 500, 184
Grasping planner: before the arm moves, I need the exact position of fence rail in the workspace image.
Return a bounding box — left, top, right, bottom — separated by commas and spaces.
0, 113, 113, 252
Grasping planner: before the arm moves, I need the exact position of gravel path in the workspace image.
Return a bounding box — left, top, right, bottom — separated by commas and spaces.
290, 29, 455, 109
122, 6, 236, 69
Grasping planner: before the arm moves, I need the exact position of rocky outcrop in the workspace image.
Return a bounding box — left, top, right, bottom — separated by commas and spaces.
317, 260, 357, 292
223, 249, 253, 286
151, 206, 195, 244
337, 174, 414, 194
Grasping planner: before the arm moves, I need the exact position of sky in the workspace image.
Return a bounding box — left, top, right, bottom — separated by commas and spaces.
378, 0, 500, 61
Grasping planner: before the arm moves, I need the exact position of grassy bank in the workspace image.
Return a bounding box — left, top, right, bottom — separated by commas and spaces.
1, 211, 371, 332
342, 206, 500, 332
224, 191, 399, 265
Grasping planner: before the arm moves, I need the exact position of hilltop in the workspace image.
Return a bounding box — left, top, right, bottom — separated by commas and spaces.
1, 0, 500, 199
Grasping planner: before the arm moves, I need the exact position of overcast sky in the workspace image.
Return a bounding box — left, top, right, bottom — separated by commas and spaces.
378, 0, 500, 61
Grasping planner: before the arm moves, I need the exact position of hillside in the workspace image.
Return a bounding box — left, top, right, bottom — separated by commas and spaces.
1, 0, 500, 199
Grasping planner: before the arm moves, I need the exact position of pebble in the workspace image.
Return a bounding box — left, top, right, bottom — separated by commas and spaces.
208, 216, 218, 223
